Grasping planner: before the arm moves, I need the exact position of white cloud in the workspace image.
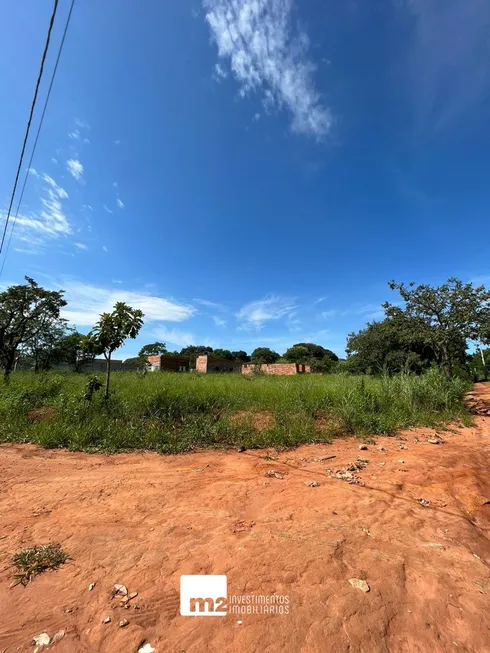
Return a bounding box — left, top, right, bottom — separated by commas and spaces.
83, 138, 90, 144
75, 118, 90, 129
74, 242, 87, 250
237, 295, 297, 329
152, 326, 197, 348
102, 245, 108, 252
116, 199, 125, 209
42, 174, 68, 199
104, 205, 114, 214
212, 315, 227, 327
214, 62, 228, 80
193, 298, 227, 311
113, 181, 118, 188
69, 129, 80, 140
66, 159, 84, 181
60, 281, 197, 327
204, 0, 332, 138
1, 171, 72, 249
321, 309, 338, 319
51, 158, 58, 164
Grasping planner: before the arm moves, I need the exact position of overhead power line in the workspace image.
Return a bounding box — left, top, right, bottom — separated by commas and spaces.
0, 0, 76, 278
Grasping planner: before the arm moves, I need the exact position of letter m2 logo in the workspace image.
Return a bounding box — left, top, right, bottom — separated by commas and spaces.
180, 575, 227, 616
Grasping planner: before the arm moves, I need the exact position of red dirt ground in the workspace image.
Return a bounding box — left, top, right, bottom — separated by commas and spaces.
2, 385, 490, 652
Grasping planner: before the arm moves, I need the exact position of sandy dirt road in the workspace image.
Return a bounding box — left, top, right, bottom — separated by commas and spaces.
1, 385, 490, 652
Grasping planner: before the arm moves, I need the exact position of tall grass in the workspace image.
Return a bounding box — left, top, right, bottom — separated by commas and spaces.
0, 369, 471, 454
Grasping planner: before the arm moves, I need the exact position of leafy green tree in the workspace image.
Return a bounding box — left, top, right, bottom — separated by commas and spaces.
292, 342, 338, 361
179, 345, 214, 369
0, 277, 67, 382
250, 347, 280, 364
212, 348, 234, 360
138, 342, 167, 358
346, 315, 437, 375
231, 350, 251, 363
282, 345, 310, 363
82, 302, 144, 399
385, 278, 490, 377
282, 342, 338, 372
23, 319, 67, 372
52, 329, 95, 372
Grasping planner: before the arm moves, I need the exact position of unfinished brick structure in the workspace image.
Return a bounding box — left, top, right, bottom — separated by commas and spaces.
195, 355, 241, 374
241, 363, 311, 375
147, 355, 189, 372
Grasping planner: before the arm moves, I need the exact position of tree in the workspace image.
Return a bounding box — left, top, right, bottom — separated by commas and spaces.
212, 348, 234, 360
82, 302, 144, 399
384, 278, 490, 377
54, 329, 95, 372
0, 277, 67, 382
291, 343, 338, 362
231, 350, 251, 363
282, 343, 338, 373
250, 347, 280, 364
22, 319, 67, 372
346, 315, 437, 375
179, 345, 214, 369
138, 342, 167, 358
282, 345, 310, 363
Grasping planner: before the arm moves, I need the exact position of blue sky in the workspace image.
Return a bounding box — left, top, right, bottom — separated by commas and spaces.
0, 0, 489, 359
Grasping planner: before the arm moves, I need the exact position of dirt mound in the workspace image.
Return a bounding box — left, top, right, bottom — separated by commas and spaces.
1, 386, 490, 652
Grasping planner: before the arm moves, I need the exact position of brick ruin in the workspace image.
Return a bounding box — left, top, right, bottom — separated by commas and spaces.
241, 363, 311, 375
195, 355, 241, 374
197, 356, 311, 375
147, 354, 312, 375
147, 354, 189, 372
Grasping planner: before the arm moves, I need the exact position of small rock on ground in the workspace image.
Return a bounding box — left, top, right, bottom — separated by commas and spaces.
119, 619, 129, 628
31, 633, 50, 647
348, 578, 370, 592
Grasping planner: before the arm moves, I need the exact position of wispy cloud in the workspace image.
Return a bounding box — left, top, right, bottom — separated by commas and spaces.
66, 159, 84, 181
41, 174, 68, 199
212, 315, 227, 327
69, 129, 80, 140
74, 242, 87, 250
237, 295, 297, 329
214, 62, 228, 80
102, 245, 108, 252
116, 199, 125, 209
402, 0, 490, 133
75, 118, 90, 129
152, 326, 197, 348
193, 298, 228, 311
60, 281, 197, 327
204, 0, 332, 138
1, 170, 72, 249
104, 205, 114, 215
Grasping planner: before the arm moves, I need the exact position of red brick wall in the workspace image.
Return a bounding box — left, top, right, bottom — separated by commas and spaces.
196, 355, 208, 373
147, 355, 188, 372
241, 363, 311, 375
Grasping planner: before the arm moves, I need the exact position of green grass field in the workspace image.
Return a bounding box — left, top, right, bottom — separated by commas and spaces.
0, 369, 471, 454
